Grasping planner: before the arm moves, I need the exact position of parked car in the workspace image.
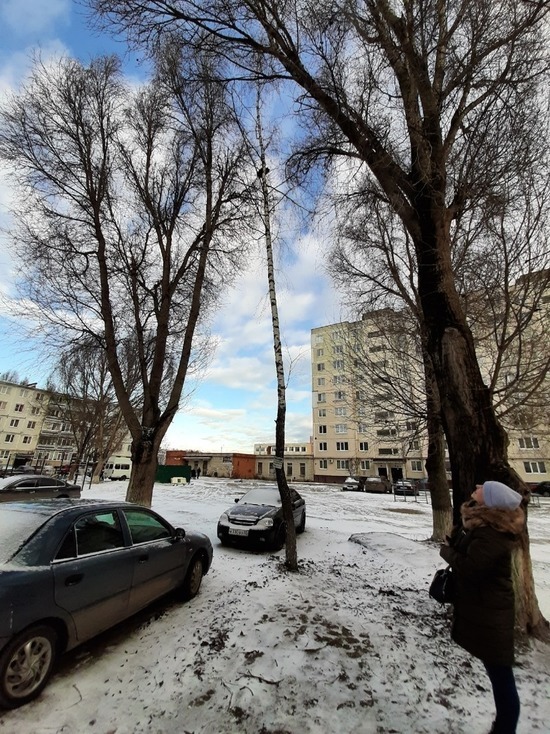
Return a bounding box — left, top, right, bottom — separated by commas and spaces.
362, 477, 391, 494
415, 478, 430, 492
0, 498, 213, 709
533, 481, 550, 497
0, 474, 81, 502
392, 481, 418, 496
342, 476, 361, 491
217, 485, 306, 550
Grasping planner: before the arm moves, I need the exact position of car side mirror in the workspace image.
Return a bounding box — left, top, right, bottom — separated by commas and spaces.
234, 498, 239, 503
175, 527, 186, 540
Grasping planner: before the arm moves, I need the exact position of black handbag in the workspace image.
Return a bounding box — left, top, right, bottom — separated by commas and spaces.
429, 566, 455, 603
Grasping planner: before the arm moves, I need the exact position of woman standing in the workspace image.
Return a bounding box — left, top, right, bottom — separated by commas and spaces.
440, 480, 524, 734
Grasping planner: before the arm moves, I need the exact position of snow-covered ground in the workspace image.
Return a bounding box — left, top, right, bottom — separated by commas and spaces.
1, 478, 549, 734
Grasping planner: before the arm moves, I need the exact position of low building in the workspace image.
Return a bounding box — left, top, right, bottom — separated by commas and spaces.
254, 442, 314, 482
164, 450, 256, 479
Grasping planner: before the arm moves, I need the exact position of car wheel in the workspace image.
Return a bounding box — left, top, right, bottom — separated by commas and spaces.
273, 524, 286, 551
0, 625, 57, 709
181, 556, 204, 600
297, 510, 306, 534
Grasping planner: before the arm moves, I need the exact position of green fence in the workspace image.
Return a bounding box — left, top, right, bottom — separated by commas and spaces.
155, 465, 192, 484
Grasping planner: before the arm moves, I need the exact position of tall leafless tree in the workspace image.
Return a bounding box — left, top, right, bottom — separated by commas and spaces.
0, 51, 253, 505
86, 0, 550, 635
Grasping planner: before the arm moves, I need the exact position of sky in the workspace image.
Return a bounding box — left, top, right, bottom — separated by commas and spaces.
0, 0, 343, 454
2, 477, 550, 733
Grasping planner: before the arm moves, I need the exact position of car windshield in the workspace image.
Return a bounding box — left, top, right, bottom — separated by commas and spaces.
0, 475, 35, 489
0, 507, 47, 563
238, 488, 282, 507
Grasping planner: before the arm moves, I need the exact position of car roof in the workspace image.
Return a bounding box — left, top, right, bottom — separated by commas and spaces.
0, 498, 137, 518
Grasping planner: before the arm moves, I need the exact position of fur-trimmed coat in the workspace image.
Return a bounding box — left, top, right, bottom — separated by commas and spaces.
439, 501, 524, 666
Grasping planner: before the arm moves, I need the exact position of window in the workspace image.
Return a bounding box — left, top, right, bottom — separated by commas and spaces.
375, 411, 393, 421
4, 434, 14, 443
27, 421, 36, 429
286, 463, 292, 476
301, 447, 306, 452
356, 390, 366, 400
368, 330, 382, 338
14, 404, 24, 413
523, 461, 546, 474
333, 374, 347, 384
123, 509, 172, 544
58, 512, 125, 558
377, 428, 397, 437
358, 424, 368, 433
335, 407, 347, 416
31, 407, 40, 415
336, 441, 349, 451
317, 393, 326, 403
369, 345, 383, 353
0, 385, 11, 394
319, 442, 327, 451
333, 345, 343, 354
359, 442, 369, 451
406, 421, 418, 431
336, 459, 349, 470
257, 462, 263, 474
378, 448, 399, 455
22, 436, 32, 444
334, 390, 346, 401
9, 419, 19, 427
411, 460, 423, 471
317, 377, 326, 386
318, 425, 327, 434
314, 334, 323, 344
319, 459, 328, 469
299, 463, 306, 477
318, 408, 326, 417
360, 460, 370, 470
335, 424, 347, 433
333, 359, 344, 370
317, 363, 325, 371
316, 348, 324, 357
0, 401, 6, 409
518, 436, 539, 449
409, 440, 420, 450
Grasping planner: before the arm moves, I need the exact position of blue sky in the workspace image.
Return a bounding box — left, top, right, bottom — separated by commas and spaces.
0, 0, 343, 453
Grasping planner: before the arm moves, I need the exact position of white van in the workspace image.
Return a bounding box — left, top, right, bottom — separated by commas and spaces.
103, 457, 131, 481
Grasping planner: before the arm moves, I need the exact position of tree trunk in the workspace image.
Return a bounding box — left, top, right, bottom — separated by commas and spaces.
422, 348, 452, 541
126, 430, 162, 506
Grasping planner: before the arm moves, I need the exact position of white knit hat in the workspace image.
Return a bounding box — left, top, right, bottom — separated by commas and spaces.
483, 481, 521, 510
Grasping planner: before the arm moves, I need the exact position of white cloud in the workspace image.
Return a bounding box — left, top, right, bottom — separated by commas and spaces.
0, 0, 70, 37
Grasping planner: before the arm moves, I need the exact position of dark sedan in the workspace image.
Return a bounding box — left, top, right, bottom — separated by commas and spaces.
217, 485, 306, 550
0, 499, 213, 709
393, 481, 419, 496
0, 474, 81, 502
533, 481, 550, 497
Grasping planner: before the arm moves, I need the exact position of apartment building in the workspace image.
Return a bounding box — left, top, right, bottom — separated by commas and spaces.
254, 442, 314, 481
0, 381, 50, 470
311, 283, 550, 486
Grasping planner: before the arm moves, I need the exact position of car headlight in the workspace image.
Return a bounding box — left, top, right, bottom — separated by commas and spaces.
218, 513, 229, 526
256, 517, 274, 529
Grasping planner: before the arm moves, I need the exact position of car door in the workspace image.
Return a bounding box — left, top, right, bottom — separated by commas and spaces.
122, 508, 189, 614
53, 510, 133, 642
0, 477, 39, 501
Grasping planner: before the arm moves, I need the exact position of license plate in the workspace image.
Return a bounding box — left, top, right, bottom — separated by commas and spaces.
229, 527, 249, 536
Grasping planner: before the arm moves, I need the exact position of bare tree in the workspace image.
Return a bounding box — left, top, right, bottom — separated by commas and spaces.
0, 51, 252, 505
87, 0, 550, 633
48, 340, 138, 482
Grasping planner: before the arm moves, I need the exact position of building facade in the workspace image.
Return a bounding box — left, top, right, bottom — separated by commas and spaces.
254, 442, 314, 481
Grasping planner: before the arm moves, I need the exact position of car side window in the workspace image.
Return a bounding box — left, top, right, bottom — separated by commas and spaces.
35, 477, 55, 488
13, 479, 38, 489
123, 510, 172, 544
74, 512, 125, 556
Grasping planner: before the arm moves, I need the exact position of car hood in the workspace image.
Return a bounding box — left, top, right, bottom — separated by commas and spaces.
226, 503, 278, 520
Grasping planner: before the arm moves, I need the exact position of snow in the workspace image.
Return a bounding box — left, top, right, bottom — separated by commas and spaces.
1, 478, 549, 734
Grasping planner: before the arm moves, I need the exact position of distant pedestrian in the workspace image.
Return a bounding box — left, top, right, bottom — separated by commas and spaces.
440, 480, 524, 734
197, 468, 201, 478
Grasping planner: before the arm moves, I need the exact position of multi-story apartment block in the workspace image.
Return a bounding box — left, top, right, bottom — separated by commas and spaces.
311, 317, 426, 484
0, 381, 50, 470
311, 282, 550, 486
254, 442, 314, 481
